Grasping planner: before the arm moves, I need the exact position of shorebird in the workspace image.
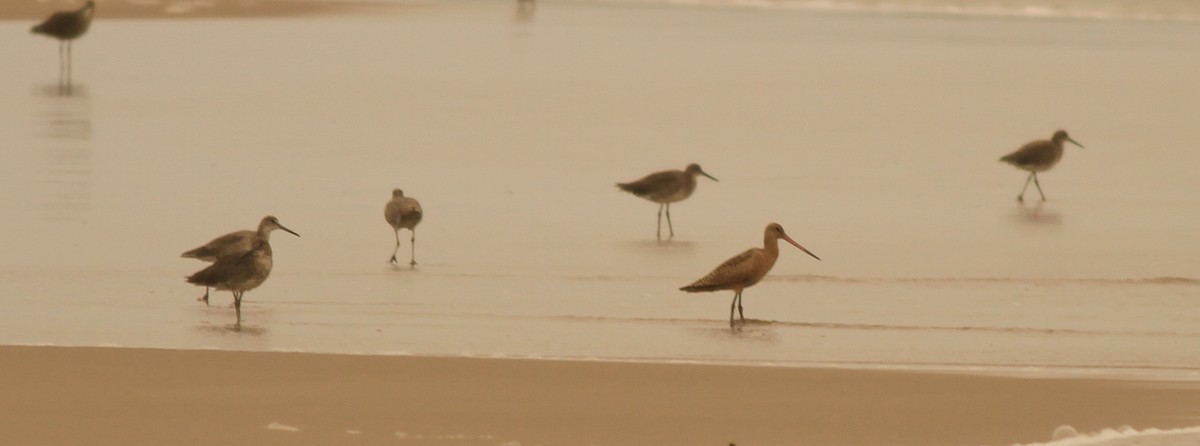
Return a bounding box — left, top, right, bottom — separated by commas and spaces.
31, 0, 95, 85
617, 163, 718, 239
385, 189, 423, 266
999, 130, 1084, 202
181, 216, 299, 305
186, 239, 275, 329
680, 223, 820, 329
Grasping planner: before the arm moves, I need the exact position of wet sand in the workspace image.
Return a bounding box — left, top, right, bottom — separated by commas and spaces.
3, 345, 1199, 446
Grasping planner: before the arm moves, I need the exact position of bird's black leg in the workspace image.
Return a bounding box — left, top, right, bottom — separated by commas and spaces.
390, 230, 400, 264
729, 292, 738, 329
410, 230, 417, 266
665, 203, 674, 238
197, 287, 210, 306
656, 204, 664, 240
1032, 172, 1046, 201
737, 292, 746, 323
233, 291, 243, 329
1017, 172, 1034, 202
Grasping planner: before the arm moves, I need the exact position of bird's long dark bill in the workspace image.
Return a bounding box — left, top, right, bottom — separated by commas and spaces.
1068, 138, 1084, 148
279, 225, 301, 237
782, 235, 820, 261
701, 171, 719, 182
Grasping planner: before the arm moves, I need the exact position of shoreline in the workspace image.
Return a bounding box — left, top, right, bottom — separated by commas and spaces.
0, 0, 393, 21
3, 345, 1198, 445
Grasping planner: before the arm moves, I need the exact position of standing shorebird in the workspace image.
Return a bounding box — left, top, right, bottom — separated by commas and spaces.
31, 0, 95, 85
181, 216, 299, 305
385, 188, 423, 266
680, 223, 820, 329
186, 240, 275, 329
617, 163, 718, 239
1000, 130, 1084, 202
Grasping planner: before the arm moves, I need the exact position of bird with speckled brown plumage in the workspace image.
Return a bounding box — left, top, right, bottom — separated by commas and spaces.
680, 223, 820, 329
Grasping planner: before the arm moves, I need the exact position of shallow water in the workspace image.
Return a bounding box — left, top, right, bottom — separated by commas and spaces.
1, 2, 1198, 378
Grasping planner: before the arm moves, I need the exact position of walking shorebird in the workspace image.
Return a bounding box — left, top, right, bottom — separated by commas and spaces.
617, 163, 718, 239
1000, 130, 1084, 202
186, 239, 275, 329
385, 189, 423, 266
680, 223, 820, 329
31, 0, 95, 86
181, 216, 299, 305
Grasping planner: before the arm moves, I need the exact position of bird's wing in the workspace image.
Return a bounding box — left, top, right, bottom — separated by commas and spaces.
385, 198, 421, 226
181, 230, 254, 260
1000, 140, 1056, 166
32, 11, 84, 34
185, 248, 259, 287
616, 170, 678, 197
680, 249, 762, 292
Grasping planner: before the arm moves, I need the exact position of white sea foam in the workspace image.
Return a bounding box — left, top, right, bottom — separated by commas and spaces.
574, 0, 1200, 22
1013, 425, 1200, 446
265, 422, 300, 432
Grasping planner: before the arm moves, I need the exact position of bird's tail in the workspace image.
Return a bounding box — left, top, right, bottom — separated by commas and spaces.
679, 284, 721, 293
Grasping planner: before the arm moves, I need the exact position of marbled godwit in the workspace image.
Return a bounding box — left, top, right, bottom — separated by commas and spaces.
617, 163, 718, 239
31, 0, 95, 84
680, 223, 820, 329
181, 216, 299, 305
1000, 130, 1083, 202
385, 189, 423, 266
186, 239, 275, 329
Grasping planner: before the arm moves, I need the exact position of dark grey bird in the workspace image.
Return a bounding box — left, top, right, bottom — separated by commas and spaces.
186, 239, 275, 329
31, 0, 95, 85
617, 163, 718, 239
385, 189, 423, 266
181, 216, 299, 305
680, 223, 820, 329
999, 130, 1084, 202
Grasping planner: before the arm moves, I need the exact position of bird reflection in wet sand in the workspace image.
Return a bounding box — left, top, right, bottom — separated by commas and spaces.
1000, 130, 1084, 202
680, 223, 820, 330
515, 0, 535, 22
31, 0, 95, 90
1014, 201, 1063, 226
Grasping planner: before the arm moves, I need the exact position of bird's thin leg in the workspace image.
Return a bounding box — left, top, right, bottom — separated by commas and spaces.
197, 286, 210, 306
665, 203, 674, 238
233, 291, 243, 329
729, 291, 738, 329
737, 292, 746, 323
1032, 172, 1046, 201
1017, 172, 1034, 202
409, 229, 417, 266
390, 230, 401, 264
656, 204, 663, 240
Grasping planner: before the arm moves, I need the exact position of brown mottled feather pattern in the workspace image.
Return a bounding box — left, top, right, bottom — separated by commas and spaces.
32, 2, 93, 40
680, 248, 774, 292
385, 197, 423, 230
180, 230, 256, 261
616, 170, 695, 203
186, 242, 272, 292
1000, 139, 1063, 170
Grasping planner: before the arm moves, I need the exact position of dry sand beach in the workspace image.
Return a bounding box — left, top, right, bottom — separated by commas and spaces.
2, 0, 1199, 444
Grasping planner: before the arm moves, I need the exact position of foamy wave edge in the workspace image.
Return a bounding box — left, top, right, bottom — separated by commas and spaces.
566, 0, 1200, 23
1014, 425, 1200, 446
